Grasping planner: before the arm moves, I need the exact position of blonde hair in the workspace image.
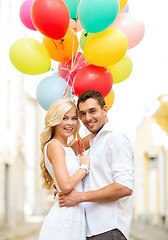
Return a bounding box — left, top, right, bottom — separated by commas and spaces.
40, 98, 80, 190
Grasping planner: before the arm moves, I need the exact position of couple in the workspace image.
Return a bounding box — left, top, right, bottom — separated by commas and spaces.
39, 90, 134, 240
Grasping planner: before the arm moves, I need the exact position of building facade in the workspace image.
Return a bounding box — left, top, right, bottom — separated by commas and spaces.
0, 0, 50, 228
134, 95, 168, 230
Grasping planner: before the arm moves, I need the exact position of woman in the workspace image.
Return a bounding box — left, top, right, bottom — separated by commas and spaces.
39, 98, 90, 240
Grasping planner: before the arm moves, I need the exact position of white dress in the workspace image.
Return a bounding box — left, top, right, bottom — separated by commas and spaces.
39, 140, 86, 240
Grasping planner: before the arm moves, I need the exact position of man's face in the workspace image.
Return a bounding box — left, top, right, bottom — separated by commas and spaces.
78, 98, 108, 134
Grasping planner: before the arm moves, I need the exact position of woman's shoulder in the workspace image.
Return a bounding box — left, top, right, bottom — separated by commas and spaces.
47, 139, 65, 152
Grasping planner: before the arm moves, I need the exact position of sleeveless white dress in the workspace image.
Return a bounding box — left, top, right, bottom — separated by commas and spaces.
39, 140, 86, 240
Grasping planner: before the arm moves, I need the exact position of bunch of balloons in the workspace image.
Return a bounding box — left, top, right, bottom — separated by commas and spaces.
9, 0, 145, 111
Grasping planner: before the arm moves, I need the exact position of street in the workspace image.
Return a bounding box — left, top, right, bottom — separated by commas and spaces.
18, 229, 138, 240
18, 231, 40, 240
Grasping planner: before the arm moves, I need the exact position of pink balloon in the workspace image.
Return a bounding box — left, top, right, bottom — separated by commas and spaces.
69, 19, 83, 32
20, 0, 37, 31
111, 13, 145, 49
58, 52, 89, 86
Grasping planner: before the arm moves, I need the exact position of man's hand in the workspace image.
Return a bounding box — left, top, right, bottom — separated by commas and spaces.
58, 189, 80, 207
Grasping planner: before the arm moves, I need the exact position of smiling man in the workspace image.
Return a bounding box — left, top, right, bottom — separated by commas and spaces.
59, 90, 134, 240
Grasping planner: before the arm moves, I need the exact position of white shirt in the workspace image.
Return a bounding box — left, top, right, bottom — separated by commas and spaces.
84, 121, 134, 239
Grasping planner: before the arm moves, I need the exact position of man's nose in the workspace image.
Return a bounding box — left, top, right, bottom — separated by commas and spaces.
85, 113, 91, 121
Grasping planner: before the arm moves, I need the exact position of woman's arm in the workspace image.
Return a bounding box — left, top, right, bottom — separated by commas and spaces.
47, 140, 89, 194
71, 134, 91, 155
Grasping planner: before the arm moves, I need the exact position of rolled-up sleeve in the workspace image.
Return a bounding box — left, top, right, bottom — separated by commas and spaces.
109, 133, 134, 190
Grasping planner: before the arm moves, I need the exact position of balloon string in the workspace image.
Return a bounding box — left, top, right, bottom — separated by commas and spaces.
63, 4, 81, 97
51, 39, 65, 61
63, 47, 75, 97
77, 132, 84, 156
63, 21, 77, 97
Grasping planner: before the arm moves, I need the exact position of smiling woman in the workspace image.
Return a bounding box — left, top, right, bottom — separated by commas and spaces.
39, 97, 90, 240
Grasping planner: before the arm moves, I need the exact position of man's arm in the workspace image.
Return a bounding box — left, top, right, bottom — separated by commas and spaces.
59, 182, 132, 207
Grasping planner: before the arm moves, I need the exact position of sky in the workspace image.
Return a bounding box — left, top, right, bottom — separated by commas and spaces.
6, 0, 168, 142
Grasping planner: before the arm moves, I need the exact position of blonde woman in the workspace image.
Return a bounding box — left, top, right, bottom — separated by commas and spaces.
39, 98, 90, 240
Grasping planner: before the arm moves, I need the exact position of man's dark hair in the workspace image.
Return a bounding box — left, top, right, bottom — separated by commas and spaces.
77, 90, 105, 110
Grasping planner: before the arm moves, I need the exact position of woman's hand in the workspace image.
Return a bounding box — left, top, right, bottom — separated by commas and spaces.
79, 156, 90, 168
53, 184, 58, 199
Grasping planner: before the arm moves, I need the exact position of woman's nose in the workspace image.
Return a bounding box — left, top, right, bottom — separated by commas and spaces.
67, 119, 73, 125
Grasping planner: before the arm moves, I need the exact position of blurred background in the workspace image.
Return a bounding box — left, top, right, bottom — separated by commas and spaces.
0, 0, 168, 240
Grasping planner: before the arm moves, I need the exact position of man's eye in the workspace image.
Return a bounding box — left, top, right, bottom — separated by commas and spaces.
73, 117, 77, 120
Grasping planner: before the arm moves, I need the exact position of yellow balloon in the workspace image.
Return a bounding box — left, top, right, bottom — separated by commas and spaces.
105, 89, 115, 110
119, 0, 128, 13
9, 38, 51, 75
84, 27, 128, 67
107, 55, 133, 84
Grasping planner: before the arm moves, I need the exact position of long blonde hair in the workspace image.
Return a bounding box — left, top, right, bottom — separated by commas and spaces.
40, 98, 80, 190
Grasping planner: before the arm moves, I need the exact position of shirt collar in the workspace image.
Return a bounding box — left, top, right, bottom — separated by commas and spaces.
89, 120, 114, 140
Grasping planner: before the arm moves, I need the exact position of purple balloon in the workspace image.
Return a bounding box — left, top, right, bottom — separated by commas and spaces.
121, 3, 129, 13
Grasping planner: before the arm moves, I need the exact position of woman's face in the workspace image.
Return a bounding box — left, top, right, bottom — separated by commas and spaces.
55, 107, 78, 139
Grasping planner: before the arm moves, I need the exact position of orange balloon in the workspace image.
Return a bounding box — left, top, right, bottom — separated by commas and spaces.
119, 0, 128, 13
105, 89, 115, 110
43, 27, 79, 62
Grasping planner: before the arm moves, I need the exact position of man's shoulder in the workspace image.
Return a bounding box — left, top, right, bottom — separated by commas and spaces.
108, 128, 134, 150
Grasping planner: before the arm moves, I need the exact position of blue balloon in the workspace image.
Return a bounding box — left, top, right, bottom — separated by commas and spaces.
36, 73, 71, 111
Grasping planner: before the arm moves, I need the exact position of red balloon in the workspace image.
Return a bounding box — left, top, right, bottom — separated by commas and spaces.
73, 65, 113, 97
31, 0, 70, 39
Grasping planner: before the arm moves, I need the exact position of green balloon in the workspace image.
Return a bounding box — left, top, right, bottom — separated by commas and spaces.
78, 0, 119, 33
63, 0, 80, 20
80, 30, 91, 50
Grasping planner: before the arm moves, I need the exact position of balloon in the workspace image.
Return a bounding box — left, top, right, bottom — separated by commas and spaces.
84, 28, 128, 67
121, 3, 129, 13
63, 0, 79, 20
58, 52, 89, 86
36, 73, 71, 111
78, 0, 119, 33
80, 30, 91, 50
9, 38, 51, 75
119, 0, 128, 13
31, 0, 70, 39
73, 64, 113, 97
105, 89, 115, 110
69, 19, 83, 32
43, 28, 79, 63
111, 13, 145, 49
107, 56, 133, 84
20, 0, 37, 30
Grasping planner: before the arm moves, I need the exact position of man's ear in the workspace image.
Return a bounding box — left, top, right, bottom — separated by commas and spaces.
103, 105, 108, 113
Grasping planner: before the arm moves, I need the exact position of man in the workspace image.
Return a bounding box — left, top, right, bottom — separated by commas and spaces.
59, 90, 134, 240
